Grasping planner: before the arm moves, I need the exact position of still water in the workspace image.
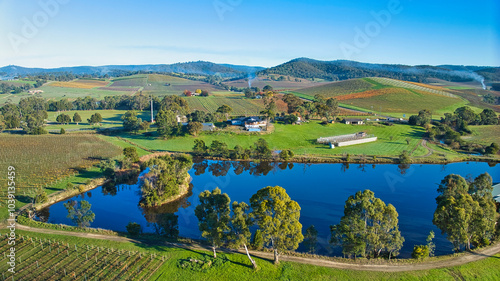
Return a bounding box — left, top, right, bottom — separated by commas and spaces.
42, 161, 499, 258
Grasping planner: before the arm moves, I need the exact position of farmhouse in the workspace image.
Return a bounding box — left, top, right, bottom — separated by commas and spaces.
176, 115, 188, 123
343, 118, 365, 125
229, 116, 267, 131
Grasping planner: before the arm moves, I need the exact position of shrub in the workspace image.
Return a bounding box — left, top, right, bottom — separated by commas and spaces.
412, 245, 429, 260
251, 229, 264, 250
60, 128, 66, 134
279, 150, 295, 161
126, 222, 142, 236
123, 147, 140, 163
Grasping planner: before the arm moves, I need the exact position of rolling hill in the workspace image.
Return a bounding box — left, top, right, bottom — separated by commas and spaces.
0, 61, 265, 79
294, 77, 464, 114
258, 58, 500, 84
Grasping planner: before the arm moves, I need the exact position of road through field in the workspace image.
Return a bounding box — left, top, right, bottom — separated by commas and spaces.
14, 224, 500, 272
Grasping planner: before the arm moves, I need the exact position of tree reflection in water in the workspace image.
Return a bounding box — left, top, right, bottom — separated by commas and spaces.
140, 184, 193, 238
194, 160, 295, 178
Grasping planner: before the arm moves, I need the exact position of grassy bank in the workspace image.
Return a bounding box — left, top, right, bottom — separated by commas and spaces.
3, 229, 500, 281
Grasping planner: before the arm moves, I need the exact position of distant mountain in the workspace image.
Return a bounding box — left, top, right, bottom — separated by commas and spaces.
258, 58, 500, 83
1, 58, 498, 83
0, 61, 264, 79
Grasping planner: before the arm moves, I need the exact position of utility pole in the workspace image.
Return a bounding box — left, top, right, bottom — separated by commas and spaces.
150, 95, 154, 124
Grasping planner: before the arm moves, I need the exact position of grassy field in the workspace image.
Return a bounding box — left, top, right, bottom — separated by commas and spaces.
0, 134, 122, 219
185, 95, 287, 116
3, 230, 500, 281
0, 83, 133, 105
118, 121, 429, 158
143, 74, 227, 96
462, 125, 500, 146
45, 110, 151, 130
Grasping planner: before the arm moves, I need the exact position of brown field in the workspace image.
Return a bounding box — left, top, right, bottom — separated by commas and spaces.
50, 79, 109, 89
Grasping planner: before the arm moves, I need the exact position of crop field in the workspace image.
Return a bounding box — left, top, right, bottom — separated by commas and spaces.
50, 80, 110, 89
110, 76, 148, 88
369, 77, 457, 98
143, 74, 227, 96
292, 77, 463, 114
0, 234, 165, 281
335, 88, 408, 101
185, 96, 287, 116
342, 88, 463, 113
462, 125, 500, 146
0, 135, 122, 218
295, 79, 375, 98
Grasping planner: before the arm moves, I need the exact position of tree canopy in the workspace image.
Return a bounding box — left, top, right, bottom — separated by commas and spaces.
330, 190, 404, 259
433, 173, 498, 251
194, 187, 231, 258
250, 186, 303, 264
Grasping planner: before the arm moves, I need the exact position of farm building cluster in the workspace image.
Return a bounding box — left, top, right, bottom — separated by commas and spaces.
317, 132, 377, 149
229, 116, 267, 132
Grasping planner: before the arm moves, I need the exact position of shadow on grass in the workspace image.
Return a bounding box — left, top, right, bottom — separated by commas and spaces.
468, 250, 500, 259
16, 195, 33, 204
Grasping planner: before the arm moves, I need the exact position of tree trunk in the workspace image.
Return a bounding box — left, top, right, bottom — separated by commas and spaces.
212, 246, 217, 258
273, 248, 279, 264
244, 244, 257, 269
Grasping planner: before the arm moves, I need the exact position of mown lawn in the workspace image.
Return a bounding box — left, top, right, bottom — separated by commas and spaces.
118, 122, 428, 158
45, 110, 151, 130
7, 230, 500, 281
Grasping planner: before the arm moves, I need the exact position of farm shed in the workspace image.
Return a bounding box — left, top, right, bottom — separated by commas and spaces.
344, 118, 365, 125
202, 123, 216, 131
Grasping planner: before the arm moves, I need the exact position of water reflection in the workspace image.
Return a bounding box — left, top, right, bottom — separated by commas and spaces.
193, 160, 295, 177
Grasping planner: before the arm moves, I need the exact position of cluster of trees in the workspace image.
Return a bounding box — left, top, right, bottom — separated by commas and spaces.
121, 111, 150, 133
140, 154, 193, 207
48, 94, 154, 112
433, 173, 498, 251
0, 96, 48, 134
187, 110, 218, 123
0, 80, 44, 94
281, 93, 339, 121
154, 96, 190, 138
483, 93, 500, 105
192, 138, 286, 161
409, 107, 499, 154
330, 190, 404, 259
441, 107, 499, 127
195, 186, 303, 266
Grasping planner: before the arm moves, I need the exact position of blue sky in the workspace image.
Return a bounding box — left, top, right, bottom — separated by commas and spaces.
0, 0, 498, 68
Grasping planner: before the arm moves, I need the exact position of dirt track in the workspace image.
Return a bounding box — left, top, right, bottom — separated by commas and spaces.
14, 224, 500, 272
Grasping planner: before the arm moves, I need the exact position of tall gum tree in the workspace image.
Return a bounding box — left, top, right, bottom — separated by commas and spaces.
250, 186, 303, 264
